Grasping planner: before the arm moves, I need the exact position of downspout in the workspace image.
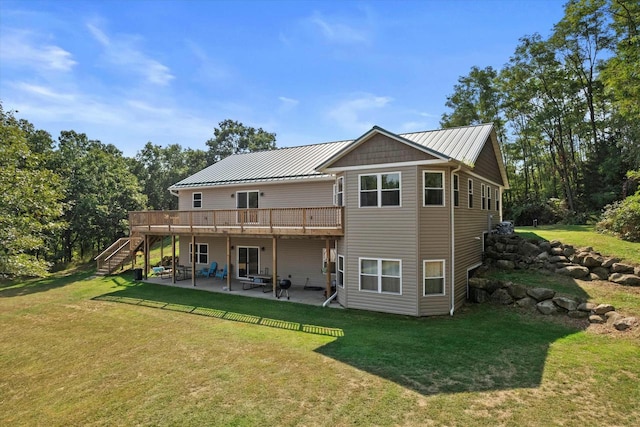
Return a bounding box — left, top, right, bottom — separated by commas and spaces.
323, 291, 338, 307
450, 164, 462, 316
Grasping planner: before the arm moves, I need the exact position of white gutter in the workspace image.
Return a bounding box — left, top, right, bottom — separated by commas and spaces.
169, 189, 179, 197
323, 292, 338, 307
450, 164, 462, 316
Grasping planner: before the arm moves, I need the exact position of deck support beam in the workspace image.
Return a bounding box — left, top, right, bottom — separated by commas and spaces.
325, 239, 331, 299
272, 236, 278, 296
226, 235, 231, 291
171, 235, 176, 284
144, 234, 149, 279
191, 235, 196, 287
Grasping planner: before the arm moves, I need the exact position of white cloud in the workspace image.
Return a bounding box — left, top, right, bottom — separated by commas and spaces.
86, 22, 174, 86
278, 96, 299, 113
327, 94, 392, 132
308, 11, 370, 44
0, 29, 76, 72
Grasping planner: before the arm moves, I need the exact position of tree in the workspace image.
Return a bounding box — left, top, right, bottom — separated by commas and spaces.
206, 119, 277, 164
0, 106, 64, 277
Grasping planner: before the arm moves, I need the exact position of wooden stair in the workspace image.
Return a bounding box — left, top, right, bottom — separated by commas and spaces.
95, 236, 144, 276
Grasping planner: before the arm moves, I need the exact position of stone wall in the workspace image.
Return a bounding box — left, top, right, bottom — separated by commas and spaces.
472, 234, 639, 332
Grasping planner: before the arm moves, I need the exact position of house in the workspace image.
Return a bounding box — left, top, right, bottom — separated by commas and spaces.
126, 123, 509, 317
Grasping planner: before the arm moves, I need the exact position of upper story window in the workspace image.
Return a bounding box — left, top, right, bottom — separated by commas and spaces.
423, 171, 444, 206
453, 174, 459, 207
487, 185, 492, 210
236, 190, 259, 209
495, 189, 500, 211
468, 179, 474, 209
481, 184, 486, 210
193, 192, 202, 208
334, 176, 344, 206
359, 173, 401, 207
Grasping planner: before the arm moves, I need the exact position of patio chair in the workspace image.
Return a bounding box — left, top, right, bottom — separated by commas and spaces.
214, 264, 228, 280
197, 261, 218, 277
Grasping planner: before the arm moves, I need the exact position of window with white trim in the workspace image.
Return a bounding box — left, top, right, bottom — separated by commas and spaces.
495, 189, 500, 211
359, 173, 401, 207
487, 185, 492, 210
453, 174, 459, 207
236, 190, 259, 209
193, 192, 202, 208
423, 260, 445, 296
188, 243, 208, 264
334, 176, 344, 206
337, 255, 345, 288
423, 171, 444, 206
481, 184, 486, 210
468, 179, 474, 209
359, 258, 401, 294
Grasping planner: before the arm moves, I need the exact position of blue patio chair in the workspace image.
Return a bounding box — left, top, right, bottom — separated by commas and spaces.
198, 261, 217, 277
214, 264, 228, 280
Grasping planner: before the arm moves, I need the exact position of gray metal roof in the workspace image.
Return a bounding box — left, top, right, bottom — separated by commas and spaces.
170, 123, 497, 189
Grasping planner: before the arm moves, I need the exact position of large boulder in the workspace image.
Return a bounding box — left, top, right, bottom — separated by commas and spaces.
496, 260, 515, 270
550, 247, 565, 256
568, 310, 589, 319
538, 241, 551, 252
563, 246, 576, 257
577, 302, 596, 312
537, 300, 560, 315
606, 311, 624, 324
515, 297, 537, 308
589, 314, 606, 324
590, 267, 610, 280
527, 287, 556, 301
506, 283, 528, 299
549, 255, 568, 263
613, 317, 638, 331
468, 277, 503, 293
556, 265, 590, 279
491, 288, 514, 305
593, 303, 615, 315
552, 296, 578, 311
608, 273, 640, 287
469, 288, 490, 303
582, 254, 603, 268
611, 263, 635, 274
601, 257, 621, 268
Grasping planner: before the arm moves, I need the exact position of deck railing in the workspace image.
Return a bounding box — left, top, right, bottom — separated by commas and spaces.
129, 207, 344, 236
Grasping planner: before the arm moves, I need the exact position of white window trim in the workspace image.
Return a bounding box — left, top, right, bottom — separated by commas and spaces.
423, 170, 445, 207
337, 254, 345, 288
423, 259, 446, 297
468, 178, 474, 209
487, 185, 492, 211
453, 173, 460, 207
358, 257, 402, 295
481, 184, 486, 210
358, 172, 402, 208
334, 176, 344, 207
192, 192, 202, 209
235, 190, 260, 209
495, 188, 500, 211
188, 243, 209, 265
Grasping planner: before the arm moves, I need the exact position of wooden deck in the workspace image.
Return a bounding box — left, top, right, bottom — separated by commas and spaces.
129, 207, 344, 237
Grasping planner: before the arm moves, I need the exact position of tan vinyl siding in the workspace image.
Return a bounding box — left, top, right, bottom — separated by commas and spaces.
418, 167, 451, 316
178, 180, 334, 210
454, 172, 492, 309
331, 134, 436, 168
473, 138, 504, 186
342, 165, 418, 316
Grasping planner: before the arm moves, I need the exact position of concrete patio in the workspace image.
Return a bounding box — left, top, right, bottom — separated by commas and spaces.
142, 274, 341, 308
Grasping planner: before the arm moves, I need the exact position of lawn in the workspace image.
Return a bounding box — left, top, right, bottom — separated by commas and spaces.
1, 267, 639, 426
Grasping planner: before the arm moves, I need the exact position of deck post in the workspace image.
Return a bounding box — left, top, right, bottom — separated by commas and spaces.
171, 235, 176, 284
191, 235, 196, 287
325, 238, 331, 298
144, 234, 149, 279
272, 236, 278, 297
226, 235, 231, 291
160, 236, 164, 264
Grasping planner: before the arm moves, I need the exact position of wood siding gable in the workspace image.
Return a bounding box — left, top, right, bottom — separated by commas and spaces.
473, 137, 505, 186
330, 134, 437, 168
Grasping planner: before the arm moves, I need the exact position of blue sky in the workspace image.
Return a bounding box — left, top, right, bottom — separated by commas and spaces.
0, 0, 566, 157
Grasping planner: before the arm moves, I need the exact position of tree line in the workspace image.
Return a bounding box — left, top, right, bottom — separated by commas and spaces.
0, 111, 276, 278
441, 0, 639, 226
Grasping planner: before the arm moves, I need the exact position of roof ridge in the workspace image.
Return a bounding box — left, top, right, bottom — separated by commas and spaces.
399, 122, 493, 136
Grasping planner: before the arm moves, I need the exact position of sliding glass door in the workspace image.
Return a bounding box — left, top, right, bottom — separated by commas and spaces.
237, 246, 259, 278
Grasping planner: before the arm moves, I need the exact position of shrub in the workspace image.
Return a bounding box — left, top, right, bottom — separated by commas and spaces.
597, 192, 640, 242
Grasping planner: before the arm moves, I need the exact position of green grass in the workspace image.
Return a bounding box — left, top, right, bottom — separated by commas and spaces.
1, 269, 639, 426
516, 224, 640, 265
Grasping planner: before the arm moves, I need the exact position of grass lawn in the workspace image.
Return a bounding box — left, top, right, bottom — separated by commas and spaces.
516, 224, 640, 265
1, 267, 639, 426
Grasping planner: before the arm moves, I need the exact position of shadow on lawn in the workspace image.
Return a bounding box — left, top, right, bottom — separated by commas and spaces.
96, 274, 585, 396
0, 267, 95, 298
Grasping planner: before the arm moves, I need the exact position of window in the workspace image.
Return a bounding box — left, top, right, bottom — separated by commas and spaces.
359, 258, 401, 294
359, 173, 401, 207
495, 189, 500, 211
337, 255, 345, 288
334, 176, 344, 206
481, 184, 486, 210
487, 186, 492, 210
193, 192, 202, 208
188, 243, 208, 264
468, 179, 474, 208
236, 190, 259, 209
453, 174, 459, 207
423, 260, 445, 296
423, 171, 444, 206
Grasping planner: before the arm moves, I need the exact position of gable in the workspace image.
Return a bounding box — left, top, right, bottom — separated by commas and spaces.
473, 136, 504, 186
330, 134, 438, 168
